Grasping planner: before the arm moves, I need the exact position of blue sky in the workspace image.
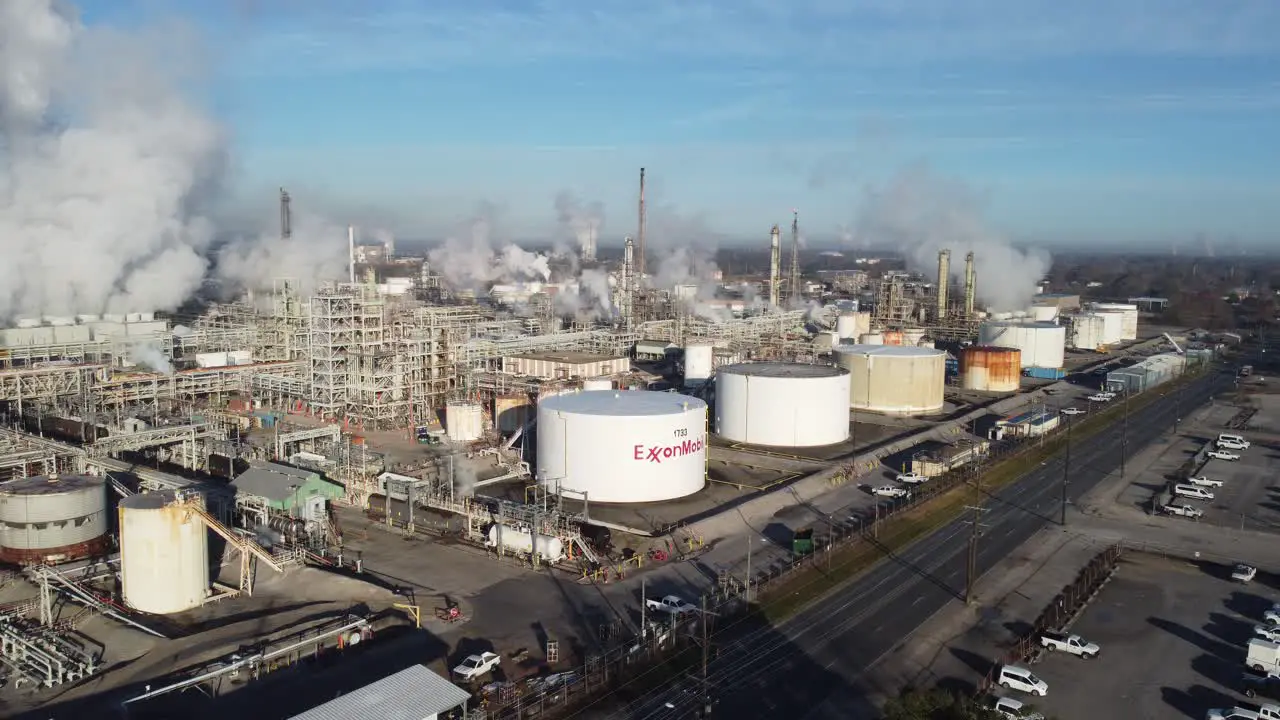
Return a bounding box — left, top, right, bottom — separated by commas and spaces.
80, 1, 1280, 248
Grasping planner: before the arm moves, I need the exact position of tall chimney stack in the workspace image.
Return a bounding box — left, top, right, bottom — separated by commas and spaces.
936, 249, 951, 321
769, 225, 782, 308
963, 251, 976, 317
636, 168, 647, 279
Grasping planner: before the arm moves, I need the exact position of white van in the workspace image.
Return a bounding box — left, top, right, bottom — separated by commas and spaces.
1173, 484, 1215, 501
997, 664, 1048, 696
1218, 434, 1251, 450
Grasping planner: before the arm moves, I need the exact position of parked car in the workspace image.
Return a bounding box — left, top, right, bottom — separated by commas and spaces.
1220, 439, 1251, 451
1264, 608, 1280, 626
645, 595, 698, 615
1206, 702, 1280, 720
1173, 484, 1215, 501
453, 652, 501, 681
1208, 450, 1241, 461
873, 486, 911, 499
997, 665, 1048, 696
1087, 394, 1112, 402
1218, 434, 1252, 449
1188, 476, 1225, 488
1255, 626, 1280, 643
1243, 668, 1280, 699
1163, 504, 1205, 519
896, 472, 928, 484
1060, 407, 1085, 416
985, 696, 1046, 720
1039, 631, 1100, 658
1235, 565, 1259, 583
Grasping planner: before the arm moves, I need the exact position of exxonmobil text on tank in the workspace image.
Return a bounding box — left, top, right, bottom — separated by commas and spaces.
537, 390, 708, 504
634, 437, 705, 463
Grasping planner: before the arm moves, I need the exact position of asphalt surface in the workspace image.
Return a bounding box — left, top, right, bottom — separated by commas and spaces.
588, 369, 1234, 720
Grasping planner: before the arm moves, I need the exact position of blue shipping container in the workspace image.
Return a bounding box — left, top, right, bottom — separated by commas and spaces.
1023, 366, 1066, 380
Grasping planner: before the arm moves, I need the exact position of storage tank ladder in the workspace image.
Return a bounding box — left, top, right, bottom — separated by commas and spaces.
177, 496, 285, 595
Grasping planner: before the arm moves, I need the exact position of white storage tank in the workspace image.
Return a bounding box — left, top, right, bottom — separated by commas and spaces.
1092, 303, 1139, 341
835, 345, 946, 416
859, 332, 884, 345
1098, 311, 1123, 346
486, 525, 565, 563
835, 312, 871, 341
445, 402, 485, 443
1030, 305, 1058, 322
537, 391, 707, 503
16, 318, 41, 329
978, 321, 1066, 370
714, 363, 851, 447
582, 377, 613, 391
119, 491, 210, 614
0, 475, 110, 565
683, 344, 714, 386
903, 329, 927, 346
1068, 314, 1106, 350
195, 352, 229, 369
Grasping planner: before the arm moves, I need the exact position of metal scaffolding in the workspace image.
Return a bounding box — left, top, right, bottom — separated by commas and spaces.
308, 288, 355, 420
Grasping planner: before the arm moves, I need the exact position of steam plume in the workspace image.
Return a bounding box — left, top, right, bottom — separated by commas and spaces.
554, 191, 604, 255
855, 165, 1050, 311
216, 210, 349, 295
428, 209, 552, 292
0, 1, 223, 320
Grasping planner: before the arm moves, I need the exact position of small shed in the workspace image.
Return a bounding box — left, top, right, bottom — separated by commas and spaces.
634, 339, 678, 361
910, 436, 991, 478
231, 462, 344, 519
288, 664, 470, 720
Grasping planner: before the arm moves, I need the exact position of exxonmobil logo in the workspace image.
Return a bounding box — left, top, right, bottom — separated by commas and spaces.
634, 438, 704, 463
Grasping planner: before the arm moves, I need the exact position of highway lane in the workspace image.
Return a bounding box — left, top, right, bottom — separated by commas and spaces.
595, 370, 1231, 720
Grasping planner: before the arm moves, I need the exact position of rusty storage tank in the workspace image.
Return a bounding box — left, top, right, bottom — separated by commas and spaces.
881, 330, 904, 346
960, 346, 1023, 393
0, 474, 110, 565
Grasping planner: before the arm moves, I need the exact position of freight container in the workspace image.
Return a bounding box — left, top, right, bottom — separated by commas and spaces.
1022, 366, 1066, 380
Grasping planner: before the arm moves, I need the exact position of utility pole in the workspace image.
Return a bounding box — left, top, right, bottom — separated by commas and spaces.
1121, 389, 1130, 478
964, 504, 988, 604
699, 593, 713, 717
1060, 416, 1072, 526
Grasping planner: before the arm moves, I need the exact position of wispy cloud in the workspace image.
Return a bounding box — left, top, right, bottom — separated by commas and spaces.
228, 0, 1280, 76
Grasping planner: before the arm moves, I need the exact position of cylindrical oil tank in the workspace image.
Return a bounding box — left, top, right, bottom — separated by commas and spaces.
1069, 314, 1106, 350
859, 332, 884, 345
959, 346, 1022, 393
1092, 303, 1139, 340
486, 524, 565, 563
836, 312, 871, 340
1097, 311, 1123, 345
119, 491, 209, 614
582, 377, 613, 391
1030, 305, 1058, 322
903, 329, 927, 346
835, 345, 946, 416
977, 321, 1066, 370
882, 331, 904, 346
683, 344, 714, 385
537, 390, 707, 503
714, 363, 851, 447
0, 475, 110, 565
445, 402, 484, 442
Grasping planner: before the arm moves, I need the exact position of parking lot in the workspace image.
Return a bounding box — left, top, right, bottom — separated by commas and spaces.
1025, 552, 1277, 720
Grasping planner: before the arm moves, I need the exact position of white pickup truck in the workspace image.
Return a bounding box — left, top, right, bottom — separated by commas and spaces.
645, 595, 698, 615
1163, 503, 1205, 519
1039, 631, 1100, 658
1206, 702, 1280, 720
453, 652, 501, 681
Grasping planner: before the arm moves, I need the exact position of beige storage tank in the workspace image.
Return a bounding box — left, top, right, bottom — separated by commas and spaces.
494, 395, 532, 433
835, 345, 946, 416
582, 377, 613, 391
119, 491, 210, 614
859, 332, 884, 345
446, 402, 485, 442
835, 312, 871, 341
903, 329, 927, 346
1091, 303, 1139, 341
0, 475, 110, 565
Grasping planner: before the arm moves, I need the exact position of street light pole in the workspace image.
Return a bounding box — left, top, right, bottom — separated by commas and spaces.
1121, 389, 1130, 478
1060, 416, 1071, 526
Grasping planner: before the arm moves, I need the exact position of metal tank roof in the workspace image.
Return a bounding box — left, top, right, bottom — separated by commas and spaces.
0, 474, 103, 496
718, 362, 847, 378
981, 320, 1060, 329
119, 490, 180, 509
834, 344, 946, 358
540, 389, 706, 416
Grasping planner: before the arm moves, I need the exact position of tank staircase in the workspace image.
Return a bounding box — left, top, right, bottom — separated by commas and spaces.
177, 497, 285, 595
26, 565, 166, 638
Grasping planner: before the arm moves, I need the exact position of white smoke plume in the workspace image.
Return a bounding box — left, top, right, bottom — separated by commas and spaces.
554, 268, 614, 319
554, 191, 603, 256
0, 1, 224, 320
216, 211, 349, 296
128, 341, 173, 374
428, 210, 552, 293
854, 165, 1051, 311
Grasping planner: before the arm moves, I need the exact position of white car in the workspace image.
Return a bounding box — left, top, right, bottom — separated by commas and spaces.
873, 486, 911, 499
1235, 565, 1260, 583
1255, 625, 1280, 643
986, 696, 1045, 720
1206, 703, 1280, 720
1163, 504, 1204, 519
997, 664, 1048, 697
1087, 394, 1112, 402
1208, 450, 1241, 461
896, 472, 928, 484
1265, 608, 1280, 626
1188, 476, 1225, 488
1060, 407, 1085, 416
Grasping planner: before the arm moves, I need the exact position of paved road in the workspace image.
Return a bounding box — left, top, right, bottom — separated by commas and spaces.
587, 369, 1233, 720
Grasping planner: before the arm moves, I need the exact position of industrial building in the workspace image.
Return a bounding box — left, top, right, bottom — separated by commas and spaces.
834, 345, 947, 416
287, 664, 470, 720
1106, 353, 1186, 394
909, 436, 991, 477
714, 362, 851, 447
501, 351, 629, 380
995, 409, 1060, 438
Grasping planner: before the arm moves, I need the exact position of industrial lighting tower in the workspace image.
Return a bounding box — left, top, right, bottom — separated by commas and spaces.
787, 209, 801, 304
279, 187, 292, 239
